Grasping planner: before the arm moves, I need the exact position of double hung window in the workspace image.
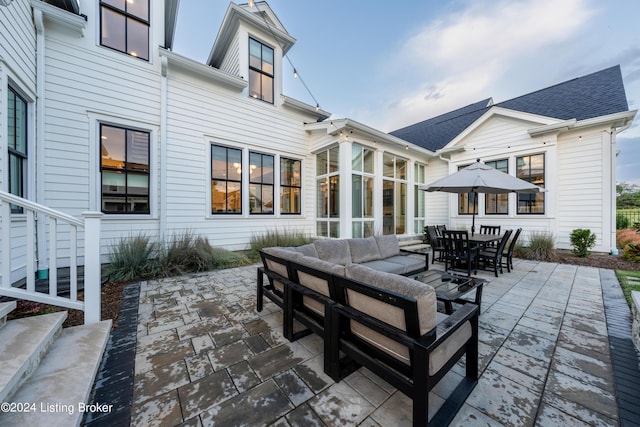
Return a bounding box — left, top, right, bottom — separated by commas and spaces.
352, 145, 374, 237
249, 152, 274, 214
8, 87, 28, 213
414, 163, 426, 233
211, 145, 243, 214
457, 164, 477, 216
280, 158, 301, 214
316, 147, 340, 237
517, 154, 545, 214
100, 124, 150, 214
485, 159, 509, 215
382, 154, 407, 235
100, 0, 149, 60
249, 38, 274, 103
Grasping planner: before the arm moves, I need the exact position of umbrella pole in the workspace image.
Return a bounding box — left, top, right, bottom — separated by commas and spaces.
471, 191, 477, 236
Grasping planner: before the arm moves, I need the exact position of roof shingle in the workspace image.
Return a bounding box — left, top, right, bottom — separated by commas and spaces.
390, 66, 629, 151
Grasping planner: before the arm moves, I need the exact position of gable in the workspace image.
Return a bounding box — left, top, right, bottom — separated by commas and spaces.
447, 112, 551, 155
391, 66, 630, 152
207, 2, 295, 68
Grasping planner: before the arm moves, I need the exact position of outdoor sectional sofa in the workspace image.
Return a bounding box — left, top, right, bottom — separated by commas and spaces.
256, 235, 479, 426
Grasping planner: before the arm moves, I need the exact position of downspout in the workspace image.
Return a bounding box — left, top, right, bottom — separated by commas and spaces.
34, 8, 48, 278
160, 56, 168, 240
609, 130, 617, 255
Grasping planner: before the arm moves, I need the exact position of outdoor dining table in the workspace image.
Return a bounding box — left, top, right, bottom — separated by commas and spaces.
468, 233, 503, 246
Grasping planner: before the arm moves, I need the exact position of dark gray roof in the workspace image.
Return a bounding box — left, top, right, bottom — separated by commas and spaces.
391, 66, 629, 151
390, 99, 492, 152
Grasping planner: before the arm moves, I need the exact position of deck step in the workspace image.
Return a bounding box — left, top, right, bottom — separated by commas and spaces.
0, 301, 17, 329
0, 311, 67, 403
0, 320, 112, 427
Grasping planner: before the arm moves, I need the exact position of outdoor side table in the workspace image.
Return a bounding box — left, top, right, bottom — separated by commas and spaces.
412, 270, 485, 314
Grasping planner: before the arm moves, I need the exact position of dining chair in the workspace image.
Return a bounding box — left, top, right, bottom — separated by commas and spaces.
442, 230, 479, 276
502, 228, 522, 272
479, 225, 501, 235
479, 225, 501, 248
477, 229, 513, 277
426, 225, 445, 264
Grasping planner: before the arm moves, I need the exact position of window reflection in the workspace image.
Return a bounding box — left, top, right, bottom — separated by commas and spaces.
485, 159, 508, 215
249, 152, 274, 214
281, 158, 301, 214
211, 145, 242, 214
100, 124, 150, 213
100, 0, 149, 61
517, 154, 545, 214
249, 38, 274, 103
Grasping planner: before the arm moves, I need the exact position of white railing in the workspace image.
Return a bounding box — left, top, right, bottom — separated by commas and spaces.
0, 191, 102, 324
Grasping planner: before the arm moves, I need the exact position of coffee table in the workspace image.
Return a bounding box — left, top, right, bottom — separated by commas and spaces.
411, 270, 485, 314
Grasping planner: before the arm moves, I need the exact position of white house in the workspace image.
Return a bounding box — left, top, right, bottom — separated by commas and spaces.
1, 0, 636, 286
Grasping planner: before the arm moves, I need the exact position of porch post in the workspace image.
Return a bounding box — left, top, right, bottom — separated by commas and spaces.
82, 211, 103, 324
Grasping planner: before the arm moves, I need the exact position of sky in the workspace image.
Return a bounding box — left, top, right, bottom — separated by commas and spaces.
173, 0, 640, 186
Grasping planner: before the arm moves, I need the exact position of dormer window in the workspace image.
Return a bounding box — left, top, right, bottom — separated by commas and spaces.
249, 38, 274, 103
100, 0, 149, 61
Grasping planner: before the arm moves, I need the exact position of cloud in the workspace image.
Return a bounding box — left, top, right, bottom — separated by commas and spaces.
617, 135, 640, 185
376, 0, 596, 131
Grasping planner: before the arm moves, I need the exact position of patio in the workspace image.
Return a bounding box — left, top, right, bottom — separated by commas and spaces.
91, 259, 639, 426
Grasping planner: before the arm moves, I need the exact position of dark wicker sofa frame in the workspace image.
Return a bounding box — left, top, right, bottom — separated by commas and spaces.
256, 250, 479, 426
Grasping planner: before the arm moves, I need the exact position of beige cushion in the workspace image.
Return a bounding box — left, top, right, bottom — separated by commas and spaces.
345, 264, 437, 364
375, 235, 400, 258
262, 247, 302, 292
294, 256, 345, 316
428, 320, 472, 376
293, 243, 319, 258
314, 239, 352, 265
348, 237, 382, 263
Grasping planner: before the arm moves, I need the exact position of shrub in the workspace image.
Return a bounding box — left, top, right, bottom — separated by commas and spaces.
569, 229, 596, 258
105, 231, 252, 283
209, 247, 249, 269
617, 229, 640, 249
623, 243, 640, 263
105, 234, 159, 282
249, 229, 314, 259
526, 231, 556, 261
616, 213, 630, 230
158, 231, 219, 277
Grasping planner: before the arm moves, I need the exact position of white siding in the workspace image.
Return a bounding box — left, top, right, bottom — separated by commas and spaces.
557, 129, 611, 251
0, 1, 37, 281
39, 5, 165, 259
445, 115, 558, 240
163, 68, 317, 250
0, 2, 36, 90
424, 158, 450, 226
220, 32, 241, 77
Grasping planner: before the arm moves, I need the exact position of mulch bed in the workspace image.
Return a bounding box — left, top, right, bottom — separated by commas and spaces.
7, 281, 126, 329
553, 249, 640, 271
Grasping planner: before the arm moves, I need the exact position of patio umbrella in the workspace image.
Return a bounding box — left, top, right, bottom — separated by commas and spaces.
420, 159, 545, 235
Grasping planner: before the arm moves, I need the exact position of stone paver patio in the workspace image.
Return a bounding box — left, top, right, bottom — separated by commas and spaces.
126, 259, 628, 426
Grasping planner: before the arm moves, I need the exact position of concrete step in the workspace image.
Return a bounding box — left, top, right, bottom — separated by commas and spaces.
0, 311, 67, 403
0, 319, 112, 427
399, 239, 429, 251
0, 301, 16, 329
